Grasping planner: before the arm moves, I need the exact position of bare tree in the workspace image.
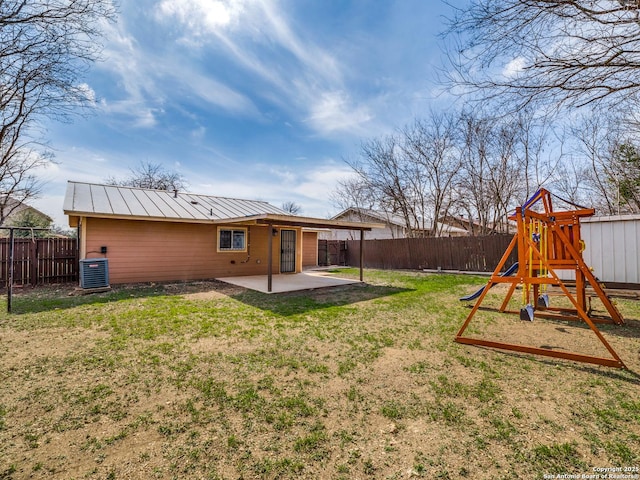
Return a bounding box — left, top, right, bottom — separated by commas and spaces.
330, 176, 376, 213
0, 0, 116, 224
513, 109, 559, 199
486, 122, 522, 233
612, 142, 640, 211
106, 162, 188, 191
445, 0, 640, 110
456, 111, 531, 234
569, 115, 617, 214
281, 201, 302, 215
400, 112, 461, 235
456, 112, 495, 234
339, 111, 564, 237
551, 155, 592, 208
346, 135, 423, 237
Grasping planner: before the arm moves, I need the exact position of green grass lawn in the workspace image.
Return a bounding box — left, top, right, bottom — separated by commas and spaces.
0, 269, 638, 479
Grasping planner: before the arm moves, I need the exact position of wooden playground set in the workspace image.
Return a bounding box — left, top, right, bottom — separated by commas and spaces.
456, 188, 627, 369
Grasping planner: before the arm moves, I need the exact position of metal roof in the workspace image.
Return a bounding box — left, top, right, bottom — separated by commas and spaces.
63, 181, 288, 222
333, 207, 468, 235
223, 213, 382, 230
63, 181, 383, 230
332, 207, 410, 228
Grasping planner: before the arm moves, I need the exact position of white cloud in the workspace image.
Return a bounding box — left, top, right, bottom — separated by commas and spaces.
93, 12, 259, 128
30, 193, 68, 228
38, 148, 127, 185
191, 126, 206, 140
305, 91, 372, 135
100, 23, 150, 100
30, 148, 132, 227
257, 0, 341, 83
99, 99, 160, 128
154, 0, 365, 136
266, 166, 297, 184
192, 159, 354, 218
77, 83, 97, 105
155, 0, 288, 83
157, 0, 247, 34
502, 57, 526, 78
291, 162, 355, 201
177, 70, 260, 116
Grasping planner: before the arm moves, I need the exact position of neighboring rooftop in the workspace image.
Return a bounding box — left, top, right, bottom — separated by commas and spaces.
333, 207, 468, 235
3, 197, 53, 223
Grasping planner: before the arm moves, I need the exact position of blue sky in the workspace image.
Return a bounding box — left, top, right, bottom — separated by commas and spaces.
35, 0, 462, 227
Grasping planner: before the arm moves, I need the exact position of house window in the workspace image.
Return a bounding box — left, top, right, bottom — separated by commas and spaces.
218, 227, 247, 252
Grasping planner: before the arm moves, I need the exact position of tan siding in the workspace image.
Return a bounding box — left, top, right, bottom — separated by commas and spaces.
302, 231, 318, 267
296, 229, 302, 272
85, 218, 279, 284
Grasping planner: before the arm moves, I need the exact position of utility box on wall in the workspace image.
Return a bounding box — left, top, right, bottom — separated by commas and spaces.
79, 258, 109, 289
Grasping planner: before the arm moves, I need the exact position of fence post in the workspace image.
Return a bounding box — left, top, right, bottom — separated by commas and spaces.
30, 239, 38, 286
7, 229, 14, 312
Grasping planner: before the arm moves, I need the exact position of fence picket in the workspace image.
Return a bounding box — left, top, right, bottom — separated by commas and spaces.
0, 238, 79, 286
318, 235, 516, 273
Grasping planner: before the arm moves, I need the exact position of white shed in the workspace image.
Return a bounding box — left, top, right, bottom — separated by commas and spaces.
580, 215, 640, 286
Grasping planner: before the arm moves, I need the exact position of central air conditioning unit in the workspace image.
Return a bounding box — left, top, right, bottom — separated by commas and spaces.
79, 258, 109, 289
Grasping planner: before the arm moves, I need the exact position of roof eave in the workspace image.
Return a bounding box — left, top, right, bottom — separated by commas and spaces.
63, 211, 216, 224
218, 213, 384, 231
64, 211, 384, 230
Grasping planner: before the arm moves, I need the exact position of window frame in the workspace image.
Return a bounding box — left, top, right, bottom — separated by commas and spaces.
217, 227, 248, 252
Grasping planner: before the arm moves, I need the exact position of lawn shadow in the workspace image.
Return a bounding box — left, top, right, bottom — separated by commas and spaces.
3, 280, 413, 317
228, 282, 413, 316
2, 280, 239, 315
461, 345, 640, 385
596, 318, 640, 340
540, 315, 640, 341
469, 304, 640, 341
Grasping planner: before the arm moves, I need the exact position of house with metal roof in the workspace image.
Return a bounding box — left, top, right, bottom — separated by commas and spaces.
63, 181, 381, 290
323, 207, 468, 240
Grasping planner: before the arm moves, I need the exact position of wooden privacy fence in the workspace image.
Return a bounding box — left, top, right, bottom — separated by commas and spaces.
345, 235, 517, 272
0, 238, 79, 286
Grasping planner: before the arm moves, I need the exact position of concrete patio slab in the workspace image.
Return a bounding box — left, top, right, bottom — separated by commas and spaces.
216, 271, 360, 293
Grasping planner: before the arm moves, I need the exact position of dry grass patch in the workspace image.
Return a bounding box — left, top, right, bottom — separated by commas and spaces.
0, 270, 638, 479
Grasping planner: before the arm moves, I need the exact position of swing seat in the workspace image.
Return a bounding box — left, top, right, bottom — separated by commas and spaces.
537, 294, 549, 308
520, 304, 535, 321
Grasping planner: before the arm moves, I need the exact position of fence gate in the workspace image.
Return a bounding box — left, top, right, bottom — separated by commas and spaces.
317, 240, 347, 266
0, 237, 79, 286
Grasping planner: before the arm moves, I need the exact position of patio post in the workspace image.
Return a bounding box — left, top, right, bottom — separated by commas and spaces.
359, 229, 364, 282
267, 223, 273, 292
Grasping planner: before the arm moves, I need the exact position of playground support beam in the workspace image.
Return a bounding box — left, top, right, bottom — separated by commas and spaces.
455, 337, 624, 368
